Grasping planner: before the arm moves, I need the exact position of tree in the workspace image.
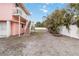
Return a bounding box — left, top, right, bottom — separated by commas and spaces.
69, 3, 79, 28
69, 3, 79, 11
43, 9, 73, 34
35, 22, 44, 27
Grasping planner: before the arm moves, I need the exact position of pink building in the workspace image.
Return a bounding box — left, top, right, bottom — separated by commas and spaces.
0, 3, 30, 38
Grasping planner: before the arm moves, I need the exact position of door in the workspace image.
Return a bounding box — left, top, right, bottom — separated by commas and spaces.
0, 22, 7, 37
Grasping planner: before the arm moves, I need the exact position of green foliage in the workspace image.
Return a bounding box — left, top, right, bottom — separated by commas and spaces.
43, 9, 73, 34
69, 3, 79, 10
69, 3, 79, 28
35, 22, 44, 27
76, 20, 79, 27
76, 16, 79, 27
64, 13, 74, 30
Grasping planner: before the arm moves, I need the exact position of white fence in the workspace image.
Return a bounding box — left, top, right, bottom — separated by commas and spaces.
60, 25, 79, 39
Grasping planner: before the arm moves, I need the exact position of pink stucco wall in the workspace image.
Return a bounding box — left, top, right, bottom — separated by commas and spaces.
11, 22, 18, 35
11, 16, 26, 35
11, 22, 25, 35
0, 3, 16, 20
0, 3, 28, 36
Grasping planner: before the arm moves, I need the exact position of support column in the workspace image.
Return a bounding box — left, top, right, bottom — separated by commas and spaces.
19, 15, 21, 37
6, 20, 11, 37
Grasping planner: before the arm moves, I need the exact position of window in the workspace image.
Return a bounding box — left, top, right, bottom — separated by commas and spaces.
22, 24, 24, 28
0, 23, 6, 30
15, 3, 19, 7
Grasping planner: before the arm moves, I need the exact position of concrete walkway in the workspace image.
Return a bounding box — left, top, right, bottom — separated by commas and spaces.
0, 28, 79, 56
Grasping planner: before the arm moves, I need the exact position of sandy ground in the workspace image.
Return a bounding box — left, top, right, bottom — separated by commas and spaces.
0, 29, 79, 56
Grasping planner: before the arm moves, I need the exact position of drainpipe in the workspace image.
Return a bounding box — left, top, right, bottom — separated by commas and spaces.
6, 20, 11, 37
19, 15, 21, 37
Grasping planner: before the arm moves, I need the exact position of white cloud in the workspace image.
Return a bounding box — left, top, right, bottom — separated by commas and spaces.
40, 9, 48, 13
40, 4, 49, 13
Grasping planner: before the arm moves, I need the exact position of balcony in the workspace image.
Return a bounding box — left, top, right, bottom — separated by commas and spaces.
13, 7, 27, 19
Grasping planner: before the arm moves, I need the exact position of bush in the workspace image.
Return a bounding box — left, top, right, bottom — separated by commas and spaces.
43, 9, 73, 34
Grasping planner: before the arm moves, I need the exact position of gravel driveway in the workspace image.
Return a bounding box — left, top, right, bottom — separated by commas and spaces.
0, 29, 79, 56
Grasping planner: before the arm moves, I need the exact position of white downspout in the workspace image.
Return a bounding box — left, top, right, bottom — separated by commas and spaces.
19, 15, 21, 37
6, 20, 11, 37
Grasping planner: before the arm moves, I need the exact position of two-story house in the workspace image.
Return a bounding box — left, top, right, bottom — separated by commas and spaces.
0, 3, 30, 38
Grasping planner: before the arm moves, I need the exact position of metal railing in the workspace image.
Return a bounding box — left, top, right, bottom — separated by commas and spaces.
12, 7, 27, 19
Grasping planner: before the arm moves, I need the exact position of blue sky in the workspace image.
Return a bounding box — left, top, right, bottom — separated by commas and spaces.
24, 3, 67, 23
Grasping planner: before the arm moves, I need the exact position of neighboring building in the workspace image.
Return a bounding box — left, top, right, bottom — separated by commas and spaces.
0, 3, 30, 38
